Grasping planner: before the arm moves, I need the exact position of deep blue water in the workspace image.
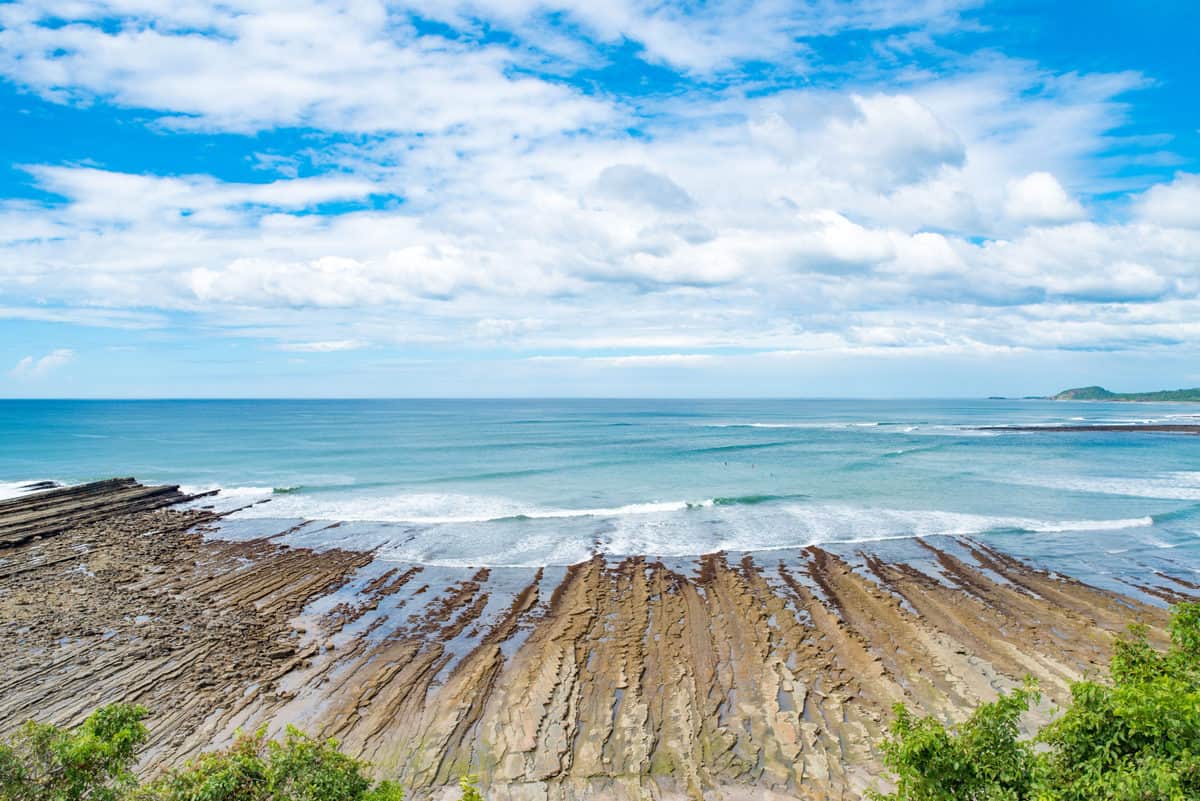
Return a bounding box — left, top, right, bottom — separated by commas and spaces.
2, 399, 1198, 592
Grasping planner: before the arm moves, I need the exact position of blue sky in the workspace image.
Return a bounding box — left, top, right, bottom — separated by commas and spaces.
1, 0, 1198, 398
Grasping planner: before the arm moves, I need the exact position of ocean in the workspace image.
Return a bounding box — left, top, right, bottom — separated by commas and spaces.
3, 398, 1198, 598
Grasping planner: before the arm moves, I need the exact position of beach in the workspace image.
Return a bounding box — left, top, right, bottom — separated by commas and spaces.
1, 476, 1192, 800
7, 2, 1200, 796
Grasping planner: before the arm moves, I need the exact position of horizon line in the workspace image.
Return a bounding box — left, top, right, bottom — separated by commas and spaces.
0, 395, 1060, 402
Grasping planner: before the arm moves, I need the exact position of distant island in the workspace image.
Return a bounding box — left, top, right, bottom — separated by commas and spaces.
1051, 385, 1200, 402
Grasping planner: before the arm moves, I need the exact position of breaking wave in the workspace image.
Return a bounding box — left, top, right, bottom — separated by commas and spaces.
183, 484, 1165, 566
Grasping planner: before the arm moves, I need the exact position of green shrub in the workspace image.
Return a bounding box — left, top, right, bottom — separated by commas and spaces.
457, 775, 482, 801
874, 602, 1200, 801
0, 711, 408, 801
0, 703, 149, 801
0, 708, 504, 801
1037, 604, 1200, 801
872, 682, 1039, 801
132, 726, 403, 801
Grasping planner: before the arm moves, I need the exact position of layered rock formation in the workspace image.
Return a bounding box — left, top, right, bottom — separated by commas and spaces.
0, 480, 1191, 800
0, 478, 191, 547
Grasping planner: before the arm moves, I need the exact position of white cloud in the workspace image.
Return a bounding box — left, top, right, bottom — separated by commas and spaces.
788, 211, 897, 272
528, 353, 715, 367
0, 2, 613, 137
0, 306, 165, 329
276, 340, 366, 353
10, 348, 74, 379
591, 165, 695, 212
24, 167, 378, 224
1135, 173, 1200, 228
184, 246, 494, 308
826, 94, 966, 188
474, 318, 545, 340
412, 0, 977, 74
1003, 172, 1086, 224
0, 1, 1194, 374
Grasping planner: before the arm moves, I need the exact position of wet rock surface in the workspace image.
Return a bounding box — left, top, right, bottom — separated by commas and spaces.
0, 480, 371, 764
0, 480, 1191, 800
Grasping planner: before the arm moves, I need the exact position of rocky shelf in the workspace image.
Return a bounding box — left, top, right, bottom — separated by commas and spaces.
0, 479, 1194, 801
979, 424, 1200, 434
0, 478, 194, 549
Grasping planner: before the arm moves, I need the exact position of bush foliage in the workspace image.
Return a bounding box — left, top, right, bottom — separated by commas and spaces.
130, 727, 404, 801
0, 703, 149, 801
874, 601, 1200, 801
0, 714, 441, 801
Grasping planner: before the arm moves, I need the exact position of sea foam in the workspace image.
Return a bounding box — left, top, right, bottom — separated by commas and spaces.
1006, 472, 1200, 501
208, 486, 1160, 566
0, 480, 57, 501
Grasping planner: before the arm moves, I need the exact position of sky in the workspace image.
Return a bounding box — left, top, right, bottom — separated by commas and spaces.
1, 0, 1199, 398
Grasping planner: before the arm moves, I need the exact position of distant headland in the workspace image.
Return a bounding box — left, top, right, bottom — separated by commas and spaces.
1049, 385, 1200, 402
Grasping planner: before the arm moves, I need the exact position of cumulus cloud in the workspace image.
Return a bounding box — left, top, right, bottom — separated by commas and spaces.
1003, 172, 1086, 224
0, 0, 1194, 373
592, 165, 695, 212
827, 94, 966, 188
10, 349, 74, 379
1135, 173, 1200, 228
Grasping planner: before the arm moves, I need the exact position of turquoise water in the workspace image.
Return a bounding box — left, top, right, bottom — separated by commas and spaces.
2, 399, 1198, 591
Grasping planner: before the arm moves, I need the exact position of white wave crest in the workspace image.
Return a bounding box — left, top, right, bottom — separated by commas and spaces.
705, 421, 883, 430
182, 484, 275, 513
1007, 472, 1200, 501
226, 489, 714, 524
189, 485, 1167, 567
0, 480, 60, 501
599, 504, 1155, 558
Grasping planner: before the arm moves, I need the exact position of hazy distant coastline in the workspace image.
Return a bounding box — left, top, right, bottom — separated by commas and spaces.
1049, 385, 1200, 402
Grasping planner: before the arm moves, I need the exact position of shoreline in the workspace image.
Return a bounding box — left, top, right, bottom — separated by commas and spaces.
1, 479, 1195, 800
